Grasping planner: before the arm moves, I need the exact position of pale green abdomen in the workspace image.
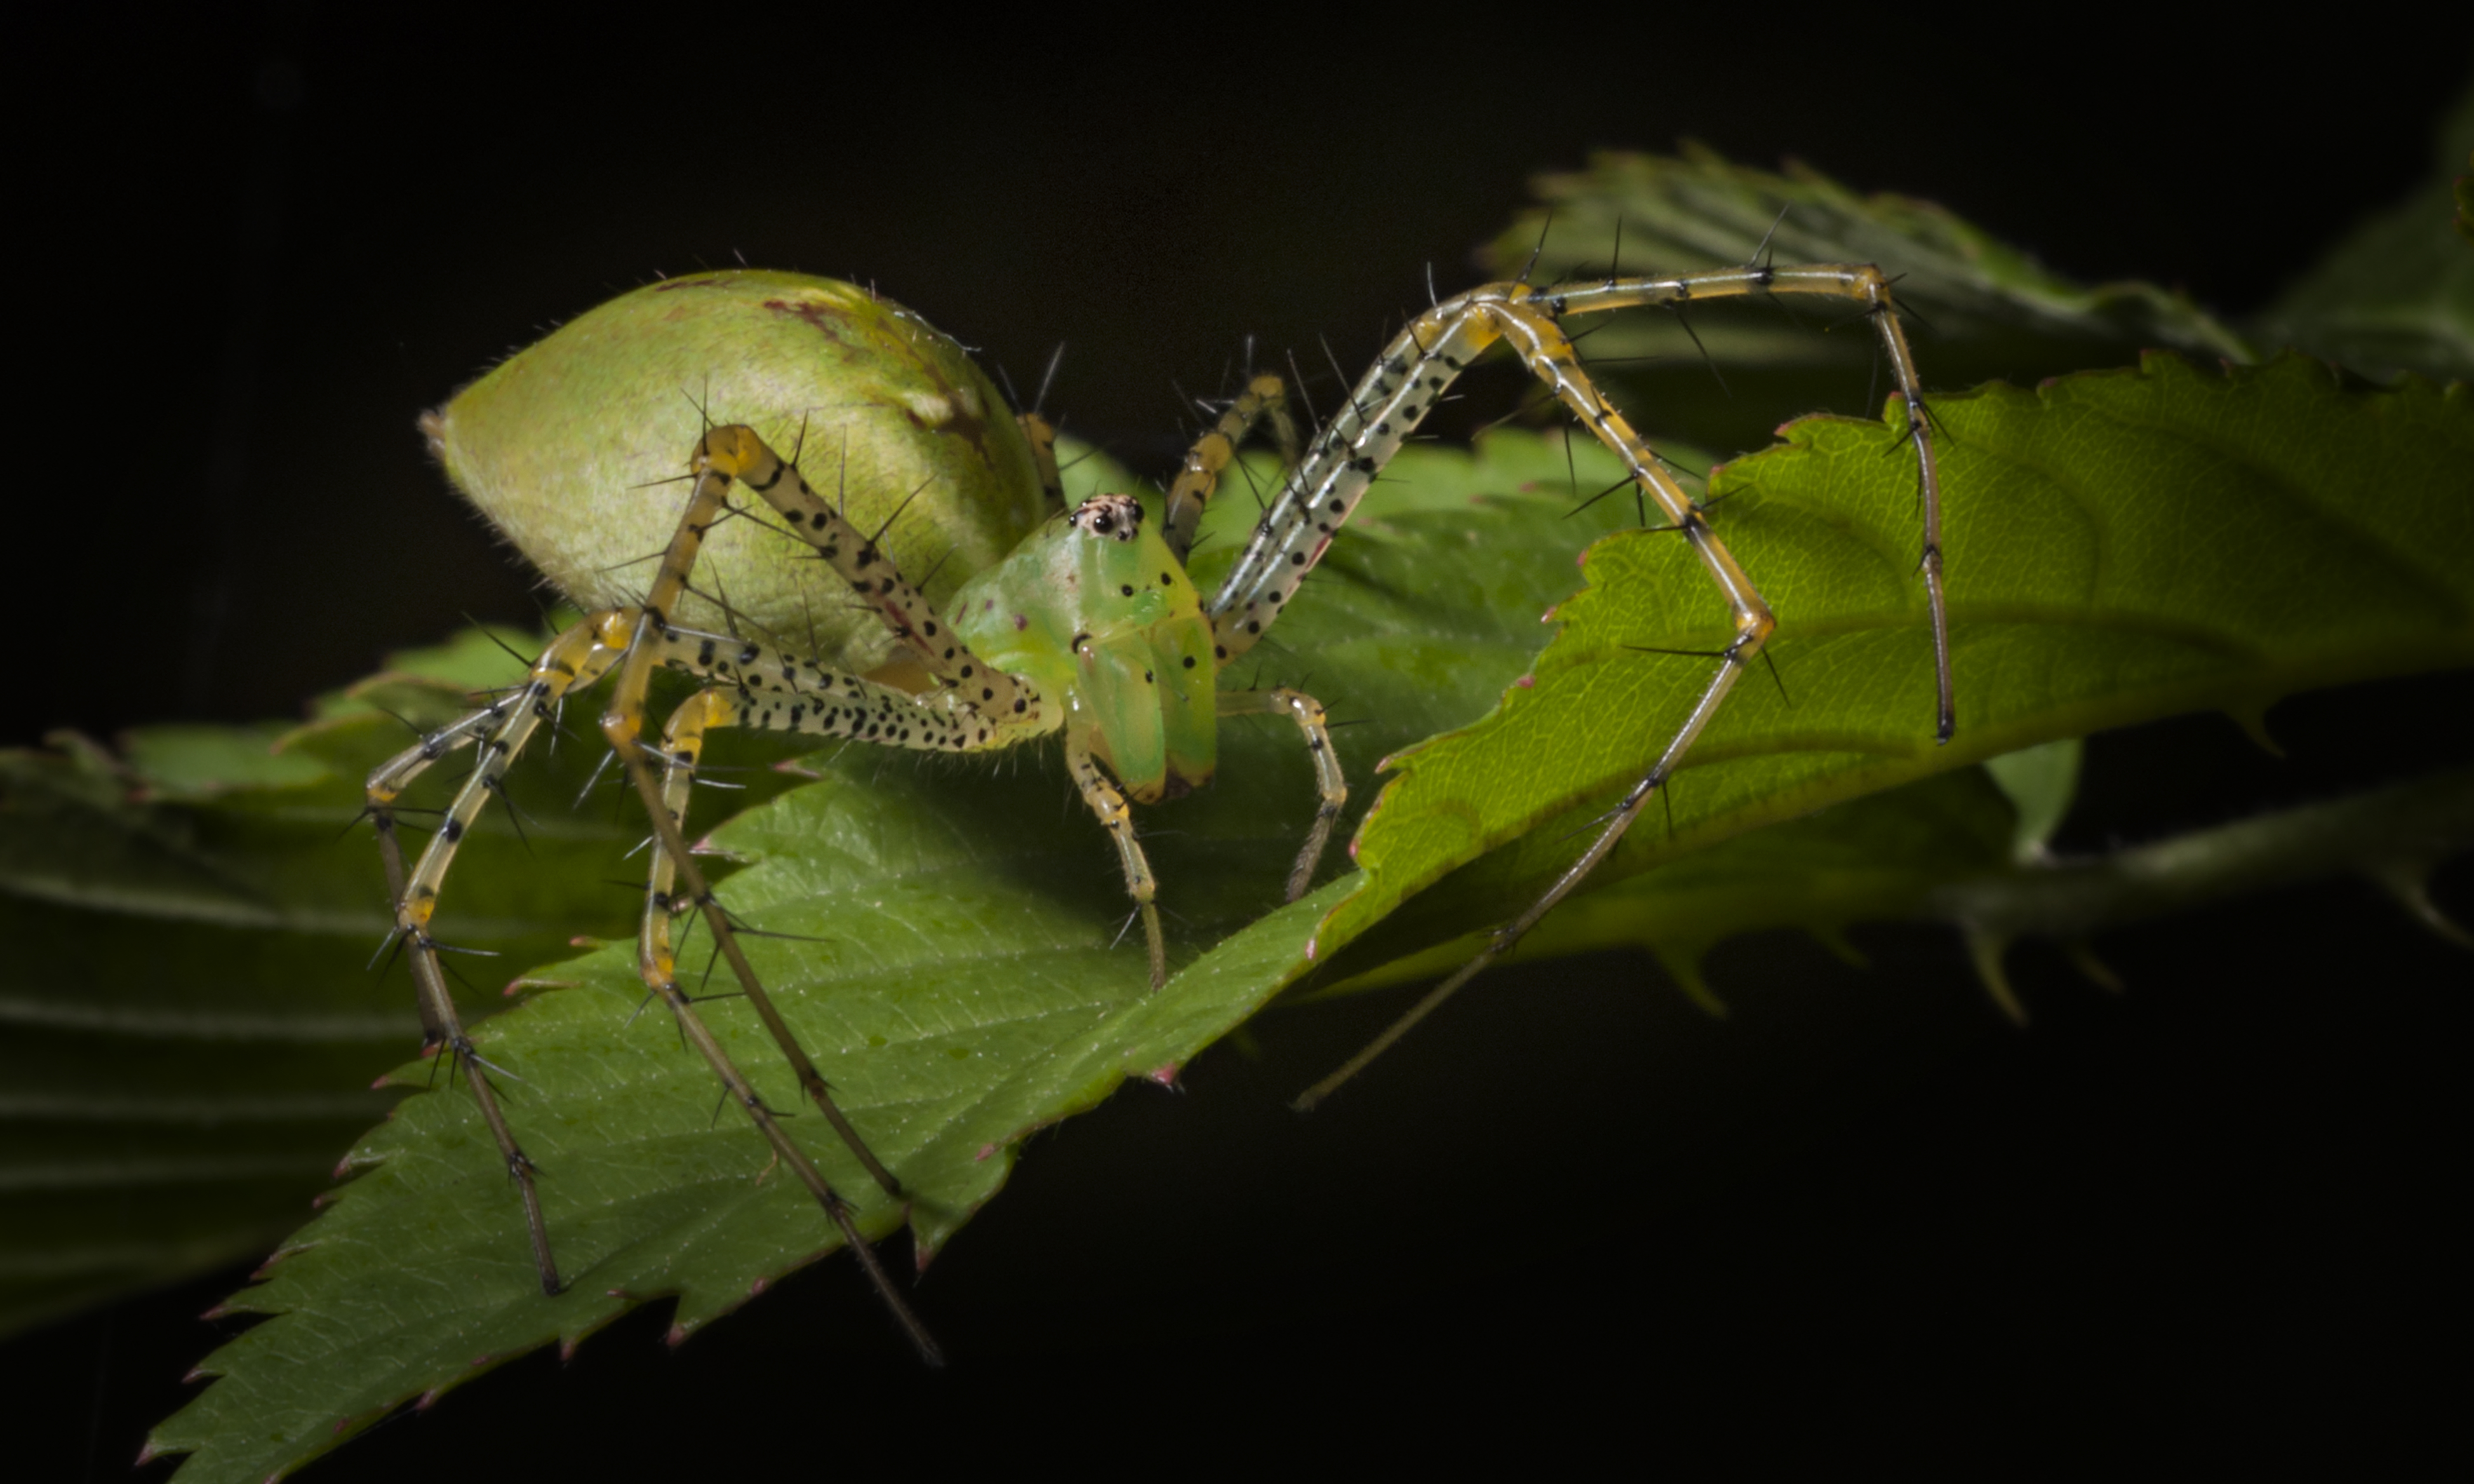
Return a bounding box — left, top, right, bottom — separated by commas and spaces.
429, 270, 1046, 676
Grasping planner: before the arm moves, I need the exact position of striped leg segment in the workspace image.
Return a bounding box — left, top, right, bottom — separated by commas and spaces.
1162, 373, 1297, 562
1218, 686, 1345, 901
617, 672, 948, 1360
1219, 267, 1945, 1106
1066, 730, 1167, 989
691, 425, 1039, 726
629, 624, 1044, 1193
1018, 409, 1067, 513
365, 611, 634, 1292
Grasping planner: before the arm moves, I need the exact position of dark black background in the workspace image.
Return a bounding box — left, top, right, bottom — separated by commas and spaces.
5, 7, 2469, 1477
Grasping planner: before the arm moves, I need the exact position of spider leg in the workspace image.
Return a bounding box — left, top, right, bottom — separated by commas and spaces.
589, 446, 1036, 1365
1202, 265, 1943, 1103
626, 624, 1033, 1198
1218, 686, 1345, 901
365, 611, 635, 1293
1018, 408, 1067, 513
1065, 730, 1166, 988
1162, 373, 1294, 564
693, 425, 1039, 728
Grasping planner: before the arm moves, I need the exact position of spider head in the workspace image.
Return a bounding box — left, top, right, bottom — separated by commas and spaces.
1067, 493, 1145, 541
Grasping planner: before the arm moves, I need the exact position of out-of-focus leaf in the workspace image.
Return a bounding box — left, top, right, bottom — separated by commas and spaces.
1480, 145, 2255, 453
1310, 765, 2474, 1017
2251, 88, 2474, 380
1982, 738, 2083, 861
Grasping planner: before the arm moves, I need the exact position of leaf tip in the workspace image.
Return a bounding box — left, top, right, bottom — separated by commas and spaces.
1650, 945, 1727, 1018
2226, 703, 2286, 759
1964, 927, 2030, 1026
2369, 863, 2474, 950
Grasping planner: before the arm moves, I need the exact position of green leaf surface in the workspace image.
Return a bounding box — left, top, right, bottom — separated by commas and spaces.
1317, 353, 2474, 969
0, 707, 623, 1339
140, 346, 2474, 1479
141, 439, 1645, 1480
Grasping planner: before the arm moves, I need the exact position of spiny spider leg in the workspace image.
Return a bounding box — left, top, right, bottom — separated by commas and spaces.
1063, 735, 1165, 987
367, 617, 632, 1293
1163, 373, 1296, 561
630, 626, 997, 1175
594, 447, 971, 1194
1218, 687, 1346, 901
687, 427, 1039, 726
1016, 407, 1068, 514
1154, 380, 1343, 903
367, 428, 1029, 1342
1192, 266, 1944, 1106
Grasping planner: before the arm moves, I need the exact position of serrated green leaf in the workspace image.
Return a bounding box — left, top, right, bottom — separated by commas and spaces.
0, 676, 680, 1338
140, 440, 1644, 1481
1318, 354, 2474, 965
117, 358, 2474, 1479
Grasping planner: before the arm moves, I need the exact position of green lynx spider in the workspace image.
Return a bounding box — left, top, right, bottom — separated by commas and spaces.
365, 263, 1946, 1361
